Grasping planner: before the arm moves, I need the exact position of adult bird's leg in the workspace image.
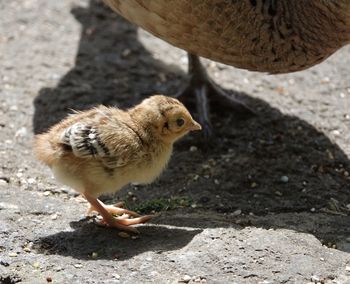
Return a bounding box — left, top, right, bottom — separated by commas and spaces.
84, 192, 153, 234
177, 53, 254, 137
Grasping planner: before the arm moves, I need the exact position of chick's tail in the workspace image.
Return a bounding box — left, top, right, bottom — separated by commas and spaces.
33, 133, 60, 167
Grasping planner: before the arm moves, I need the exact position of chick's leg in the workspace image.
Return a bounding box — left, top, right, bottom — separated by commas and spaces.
84, 192, 153, 234
177, 53, 254, 137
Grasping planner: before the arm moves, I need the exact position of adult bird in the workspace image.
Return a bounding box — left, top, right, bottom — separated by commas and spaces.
103, 0, 350, 135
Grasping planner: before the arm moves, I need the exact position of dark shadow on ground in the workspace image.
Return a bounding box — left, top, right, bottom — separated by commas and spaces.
33, 0, 350, 258
35, 219, 202, 260
33, 0, 185, 134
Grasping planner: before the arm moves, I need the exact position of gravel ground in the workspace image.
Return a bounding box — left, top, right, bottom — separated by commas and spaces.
1, 0, 350, 283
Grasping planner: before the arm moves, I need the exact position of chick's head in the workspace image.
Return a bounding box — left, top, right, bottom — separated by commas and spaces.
136, 95, 201, 143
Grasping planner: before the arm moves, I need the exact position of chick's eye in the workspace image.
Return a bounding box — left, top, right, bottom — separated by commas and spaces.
176, 118, 185, 127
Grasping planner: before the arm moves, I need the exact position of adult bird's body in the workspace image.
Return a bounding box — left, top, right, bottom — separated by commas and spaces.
103, 0, 350, 134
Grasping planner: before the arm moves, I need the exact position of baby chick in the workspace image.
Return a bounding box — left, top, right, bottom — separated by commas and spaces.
34, 95, 201, 233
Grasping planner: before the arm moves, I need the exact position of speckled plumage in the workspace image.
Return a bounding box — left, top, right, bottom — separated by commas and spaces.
34, 95, 201, 233
104, 0, 350, 73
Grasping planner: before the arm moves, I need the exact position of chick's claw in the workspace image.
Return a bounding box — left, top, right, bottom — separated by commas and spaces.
87, 203, 141, 218
95, 214, 155, 234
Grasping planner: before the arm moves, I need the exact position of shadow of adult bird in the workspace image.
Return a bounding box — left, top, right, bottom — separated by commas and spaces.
33, 0, 186, 134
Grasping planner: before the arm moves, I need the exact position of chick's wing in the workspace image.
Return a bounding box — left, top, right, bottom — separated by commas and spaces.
60, 116, 144, 169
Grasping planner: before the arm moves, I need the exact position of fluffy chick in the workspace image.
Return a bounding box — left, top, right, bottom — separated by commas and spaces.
34, 95, 201, 233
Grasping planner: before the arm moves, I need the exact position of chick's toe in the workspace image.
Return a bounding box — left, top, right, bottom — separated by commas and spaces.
84, 193, 153, 234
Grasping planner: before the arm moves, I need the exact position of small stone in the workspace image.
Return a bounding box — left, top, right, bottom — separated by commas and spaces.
280, 176, 289, 183
251, 182, 257, 188
193, 174, 199, 181
8, 252, 17, 257
74, 263, 83, 268
131, 235, 140, 240
182, 275, 192, 283
27, 178, 36, 184
311, 275, 320, 282
91, 252, 98, 258
232, 209, 242, 216
33, 262, 40, 268
112, 273, 121, 279
51, 213, 58, 220
214, 179, 220, 185
15, 127, 27, 138
189, 146, 198, 152
44, 191, 51, 196
310, 208, 316, 212
23, 247, 31, 252
275, 191, 283, 196
46, 276, 53, 282
121, 48, 131, 57
118, 232, 130, 239
345, 266, 350, 272
158, 73, 167, 82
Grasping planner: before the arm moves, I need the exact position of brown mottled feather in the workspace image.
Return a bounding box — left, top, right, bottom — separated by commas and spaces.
103, 0, 350, 73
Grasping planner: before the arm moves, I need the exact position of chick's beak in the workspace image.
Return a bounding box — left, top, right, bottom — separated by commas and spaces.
189, 120, 202, 131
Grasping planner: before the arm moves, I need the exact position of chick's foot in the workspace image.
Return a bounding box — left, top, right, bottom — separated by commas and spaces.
176, 53, 255, 137
84, 193, 153, 234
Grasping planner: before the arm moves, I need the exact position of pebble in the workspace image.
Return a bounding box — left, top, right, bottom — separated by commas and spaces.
23, 247, 31, 252
121, 48, 131, 57
214, 179, 220, 185
189, 146, 198, 152
33, 262, 40, 268
112, 273, 121, 279
310, 208, 316, 212
118, 232, 130, 239
91, 252, 98, 258
232, 209, 242, 216
8, 252, 18, 257
280, 176, 289, 183
193, 175, 199, 181
275, 191, 283, 196
182, 275, 192, 283
51, 214, 58, 220
345, 266, 350, 272
74, 264, 83, 268
310, 275, 320, 282
15, 127, 27, 138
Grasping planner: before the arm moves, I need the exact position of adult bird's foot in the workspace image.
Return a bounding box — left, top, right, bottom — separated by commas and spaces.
176, 53, 255, 137
84, 193, 154, 234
